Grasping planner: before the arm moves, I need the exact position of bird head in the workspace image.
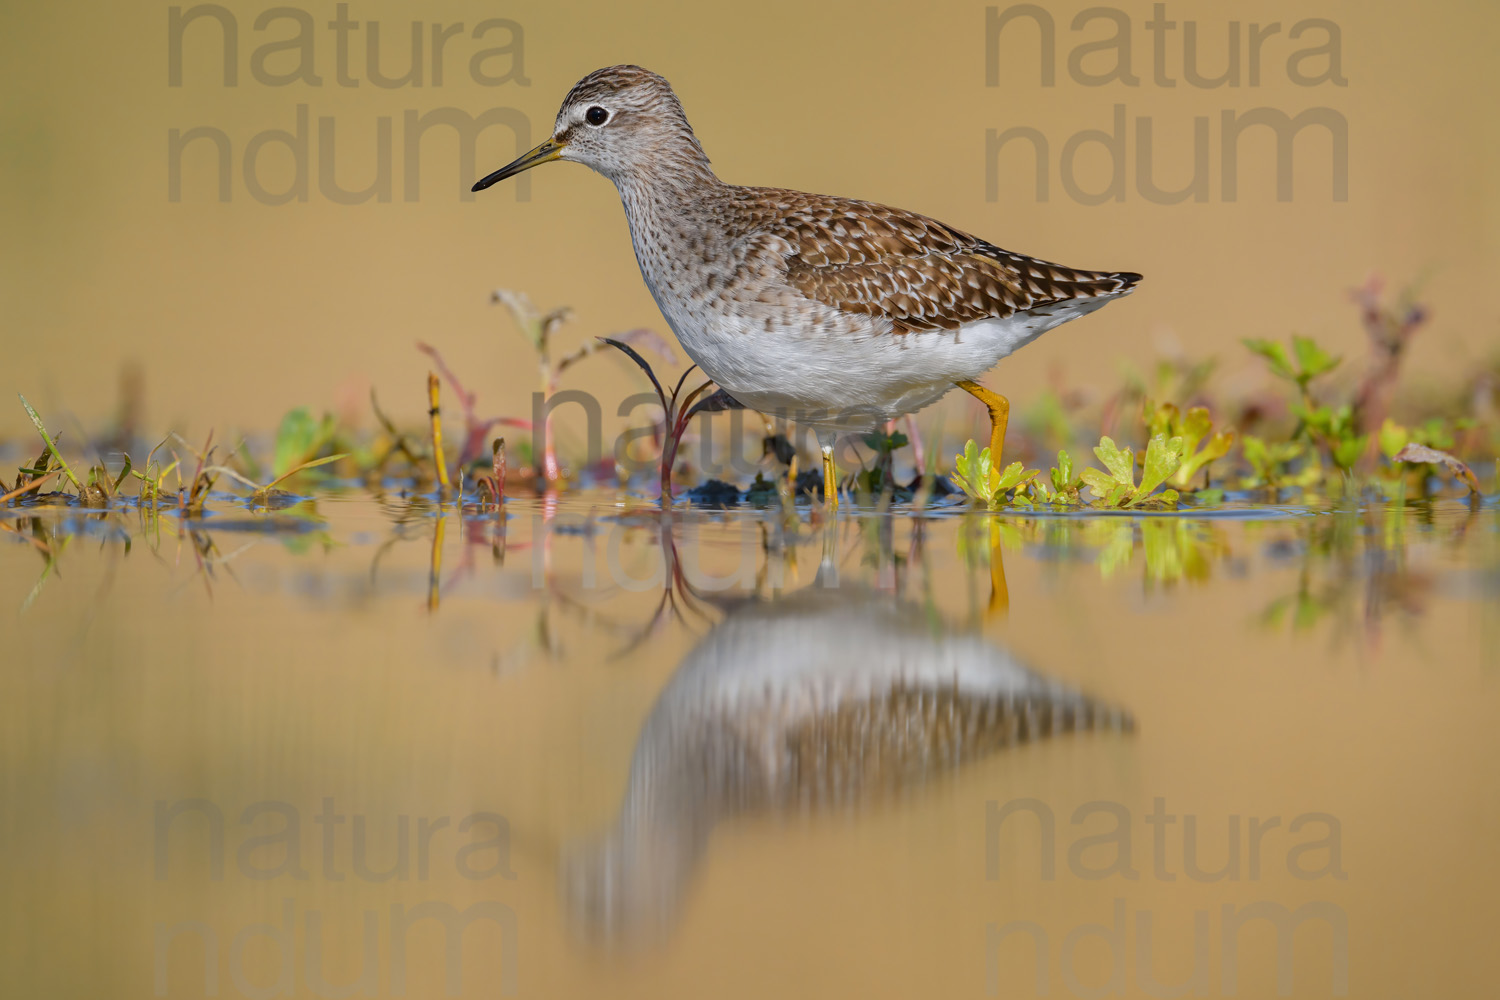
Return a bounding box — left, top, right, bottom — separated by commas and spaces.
472, 65, 709, 191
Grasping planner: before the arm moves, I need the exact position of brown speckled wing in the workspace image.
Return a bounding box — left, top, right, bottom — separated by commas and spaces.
742, 188, 1141, 334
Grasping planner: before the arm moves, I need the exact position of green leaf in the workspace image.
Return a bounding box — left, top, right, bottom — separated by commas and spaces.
1242, 435, 1268, 472
969, 441, 991, 493
266, 452, 349, 490
112, 453, 133, 492
994, 461, 1038, 492
273, 407, 335, 478
1093, 437, 1135, 485
19, 394, 82, 490
1139, 434, 1185, 496
951, 439, 996, 503
860, 430, 909, 454
1176, 428, 1236, 487
1145, 399, 1178, 441
1243, 338, 1296, 381
1291, 334, 1341, 380
1079, 467, 1119, 499
1413, 418, 1454, 452
1379, 418, 1410, 460
1179, 407, 1212, 452
1332, 435, 1368, 470
1053, 449, 1073, 488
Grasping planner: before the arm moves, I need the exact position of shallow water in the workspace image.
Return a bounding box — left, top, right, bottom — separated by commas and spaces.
3, 488, 1498, 998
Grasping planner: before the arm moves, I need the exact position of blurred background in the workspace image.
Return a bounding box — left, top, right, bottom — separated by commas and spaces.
5, 4, 1500, 998
3, 0, 1496, 443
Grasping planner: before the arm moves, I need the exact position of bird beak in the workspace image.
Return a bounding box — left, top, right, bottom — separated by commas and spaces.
472, 137, 567, 192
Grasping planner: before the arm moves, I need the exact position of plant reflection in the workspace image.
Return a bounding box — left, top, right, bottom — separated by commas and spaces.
1256, 502, 1487, 648
2, 490, 1487, 646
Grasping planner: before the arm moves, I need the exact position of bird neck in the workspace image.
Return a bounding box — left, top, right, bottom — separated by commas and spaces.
611, 136, 724, 219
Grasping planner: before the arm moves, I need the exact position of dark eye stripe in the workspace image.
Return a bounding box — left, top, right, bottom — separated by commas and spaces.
585, 106, 609, 126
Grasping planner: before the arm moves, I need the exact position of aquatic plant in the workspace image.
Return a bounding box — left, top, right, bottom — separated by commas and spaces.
1029, 450, 1086, 505
949, 440, 1037, 509
1239, 436, 1319, 491
1144, 400, 1236, 491
950, 433, 1184, 510
1242, 332, 1370, 471
1078, 434, 1183, 509
1243, 333, 1342, 397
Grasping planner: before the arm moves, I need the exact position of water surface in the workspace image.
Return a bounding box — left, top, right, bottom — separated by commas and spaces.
3, 490, 1497, 997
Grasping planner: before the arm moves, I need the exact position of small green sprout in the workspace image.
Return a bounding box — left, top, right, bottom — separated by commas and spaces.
1079, 434, 1182, 508
127, 436, 181, 506
1028, 450, 1085, 505
1240, 435, 1319, 490
19, 394, 83, 493
1293, 400, 1367, 471
1243, 334, 1342, 392
1244, 333, 1368, 473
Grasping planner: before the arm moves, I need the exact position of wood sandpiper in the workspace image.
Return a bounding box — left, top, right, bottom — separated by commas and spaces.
474, 66, 1142, 506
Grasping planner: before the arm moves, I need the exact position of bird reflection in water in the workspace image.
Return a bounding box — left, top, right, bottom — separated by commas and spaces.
562, 515, 1135, 949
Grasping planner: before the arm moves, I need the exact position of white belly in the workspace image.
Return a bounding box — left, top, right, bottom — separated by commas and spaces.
665, 297, 1118, 434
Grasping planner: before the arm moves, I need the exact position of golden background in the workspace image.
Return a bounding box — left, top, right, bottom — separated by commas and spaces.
3, 0, 1497, 441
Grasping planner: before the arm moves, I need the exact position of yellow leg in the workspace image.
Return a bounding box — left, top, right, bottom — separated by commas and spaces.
957, 380, 1010, 617
956, 380, 1010, 469
821, 444, 839, 511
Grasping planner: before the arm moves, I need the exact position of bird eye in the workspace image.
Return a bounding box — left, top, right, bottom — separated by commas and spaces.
585, 106, 609, 126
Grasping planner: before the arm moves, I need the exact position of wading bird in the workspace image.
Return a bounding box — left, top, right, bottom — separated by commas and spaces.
473, 66, 1140, 506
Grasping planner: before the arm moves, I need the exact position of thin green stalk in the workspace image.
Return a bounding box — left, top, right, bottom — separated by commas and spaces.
18, 394, 82, 490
